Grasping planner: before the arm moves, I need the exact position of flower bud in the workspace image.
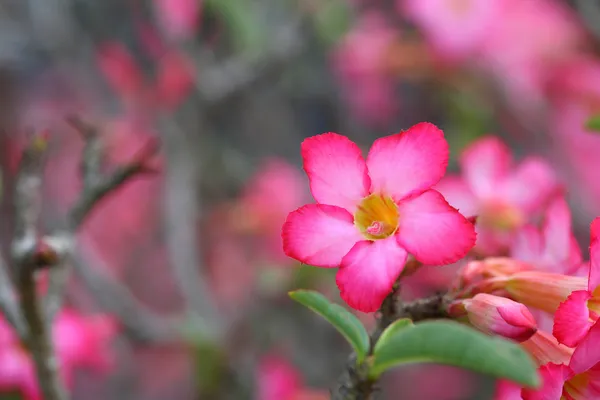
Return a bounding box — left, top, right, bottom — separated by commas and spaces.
462, 294, 537, 342
521, 330, 573, 367
504, 272, 587, 314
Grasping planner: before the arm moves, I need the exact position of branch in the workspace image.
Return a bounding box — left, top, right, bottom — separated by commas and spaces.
11, 133, 68, 400
187, 14, 307, 105
73, 242, 179, 344
331, 291, 450, 400
44, 118, 160, 321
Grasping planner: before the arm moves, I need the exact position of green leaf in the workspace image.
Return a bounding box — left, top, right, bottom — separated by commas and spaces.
374, 318, 414, 354
370, 320, 540, 388
585, 115, 600, 132
289, 290, 370, 363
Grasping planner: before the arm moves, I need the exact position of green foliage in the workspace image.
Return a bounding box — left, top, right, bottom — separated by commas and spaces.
373, 318, 413, 354
289, 290, 370, 363
370, 320, 540, 388
204, 0, 264, 54
312, 0, 353, 46
585, 114, 600, 132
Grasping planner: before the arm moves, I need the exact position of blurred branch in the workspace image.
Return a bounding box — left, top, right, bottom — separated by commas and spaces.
160, 115, 223, 341
44, 117, 160, 321
11, 133, 67, 400
187, 14, 307, 105
74, 243, 179, 344
331, 291, 450, 400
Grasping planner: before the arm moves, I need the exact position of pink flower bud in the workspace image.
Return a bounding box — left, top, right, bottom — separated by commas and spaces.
504, 271, 587, 314
462, 294, 537, 342
521, 330, 573, 367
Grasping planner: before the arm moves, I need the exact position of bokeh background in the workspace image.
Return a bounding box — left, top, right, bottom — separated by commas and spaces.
0, 0, 599, 399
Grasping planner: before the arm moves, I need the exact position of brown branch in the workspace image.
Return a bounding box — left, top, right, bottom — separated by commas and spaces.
331, 291, 450, 400
11, 133, 68, 400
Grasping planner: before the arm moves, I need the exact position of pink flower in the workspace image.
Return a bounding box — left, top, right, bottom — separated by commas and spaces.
400, 0, 501, 62
451, 293, 537, 342
257, 354, 328, 400
153, 0, 201, 40
522, 321, 600, 399
282, 123, 476, 312
0, 310, 116, 399
96, 42, 145, 105
479, 0, 584, 112
436, 136, 559, 255
553, 218, 600, 347
234, 158, 308, 265
511, 196, 582, 275
387, 364, 477, 400
153, 51, 194, 110
332, 12, 399, 127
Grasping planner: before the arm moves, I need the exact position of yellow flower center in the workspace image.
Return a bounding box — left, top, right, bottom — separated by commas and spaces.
479, 201, 524, 231
354, 194, 399, 240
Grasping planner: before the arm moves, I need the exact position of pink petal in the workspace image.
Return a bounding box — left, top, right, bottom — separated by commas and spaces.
522, 363, 572, 400
301, 133, 370, 213
542, 197, 572, 265
434, 176, 479, 218
553, 290, 593, 347
494, 380, 524, 400
511, 225, 544, 264
460, 136, 511, 200
282, 204, 363, 267
366, 123, 449, 202
257, 354, 302, 400
336, 238, 408, 312
589, 218, 600, 292
396, 190, 476, 265
570, 320, 600, 374
503, 157, 559, 214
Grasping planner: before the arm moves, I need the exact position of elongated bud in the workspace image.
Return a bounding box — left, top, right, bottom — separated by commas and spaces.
457, 258, 531, 290
504, 271, 587, 314
456, 294, 537, 342
521, 330, 573, 367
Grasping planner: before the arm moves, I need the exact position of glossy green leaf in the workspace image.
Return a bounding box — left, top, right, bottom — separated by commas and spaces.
374, 318, 414, 354
289, 290, 370, 363
585, 115, 600, 132
370, 320, 540, 388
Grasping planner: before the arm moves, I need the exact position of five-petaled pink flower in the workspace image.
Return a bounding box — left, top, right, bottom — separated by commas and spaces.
282, 123, 476, 312
553, 218, 600, 348
436, 136, 559, 255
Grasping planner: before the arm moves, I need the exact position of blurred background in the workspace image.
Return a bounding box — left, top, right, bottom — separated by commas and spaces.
0, 0, 599, 399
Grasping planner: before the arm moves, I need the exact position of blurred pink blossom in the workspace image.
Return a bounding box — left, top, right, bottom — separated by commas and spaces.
333, 12, 399, 127
479, 0, 585, 111
0, 310, 115, 400
153, 0, 201, 41
436, 136, 560, 255
400, 0, 500, 63
153, 51, 195, 110
547, 57, 600, 218
386, 364, 476, 400
257, 354, 327, 400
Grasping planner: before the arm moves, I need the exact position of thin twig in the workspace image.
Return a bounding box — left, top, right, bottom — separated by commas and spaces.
45, 119, 159, 321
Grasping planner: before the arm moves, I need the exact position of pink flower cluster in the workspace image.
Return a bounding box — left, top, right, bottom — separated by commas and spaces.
282, 121, 600, 397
